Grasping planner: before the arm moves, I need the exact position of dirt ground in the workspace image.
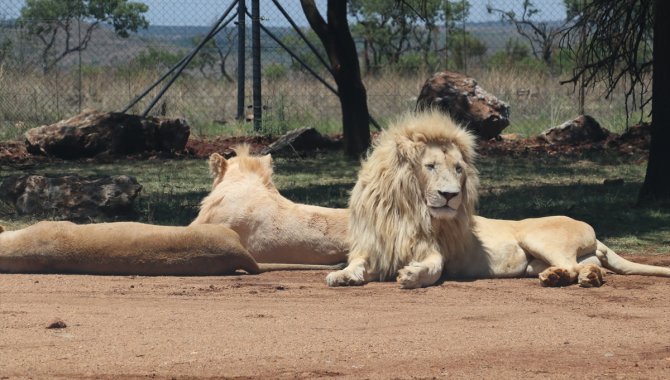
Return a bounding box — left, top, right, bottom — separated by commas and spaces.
1, 256, 669, 379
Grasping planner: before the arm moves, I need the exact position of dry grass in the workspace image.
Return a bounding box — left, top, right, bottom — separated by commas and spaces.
0, 65, 645, 141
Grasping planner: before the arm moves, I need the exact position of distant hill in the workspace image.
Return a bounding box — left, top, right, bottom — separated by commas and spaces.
0, 19, 567, 69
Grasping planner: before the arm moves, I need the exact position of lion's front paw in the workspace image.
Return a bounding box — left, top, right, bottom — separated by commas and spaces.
539, 267, 574, 287
397, 265, 423, 289
578, 264, 606, 288
326, 269, 365, 287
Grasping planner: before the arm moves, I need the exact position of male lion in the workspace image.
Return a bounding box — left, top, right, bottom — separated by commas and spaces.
327, 111, 670, 288
191, 145, 348, 265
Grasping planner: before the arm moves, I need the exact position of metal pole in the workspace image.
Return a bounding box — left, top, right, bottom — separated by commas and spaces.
251, 0, 262, 131
121, 0, 237, 114
77, 16, 82, 113
140, 8, 238, 117
461, 0, 467, 73
236, 0, 246, 120
578, 0, 586, 115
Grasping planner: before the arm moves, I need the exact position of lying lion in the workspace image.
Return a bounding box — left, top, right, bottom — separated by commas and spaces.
191, 145, 348, 265
0, 222, 340, 275
327, 111, 670, 288
1, 145, 347, 276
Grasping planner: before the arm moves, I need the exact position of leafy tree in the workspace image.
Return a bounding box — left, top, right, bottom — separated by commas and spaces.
19, 0, 149, 73
560, 0, 668, 204
487, 0, 576, 65
350, 0, 470, 73
280, 30, 327, 74
0, 38, 12, 66
301, 0, 370, 158
449, 30, 487, 68
264, 63, 288, 81
487, 38, 533, 69
131, 47, 183, 71
191, 29, 235, 82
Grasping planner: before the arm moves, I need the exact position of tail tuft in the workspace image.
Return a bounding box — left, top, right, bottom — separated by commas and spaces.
0, 225, 4, 233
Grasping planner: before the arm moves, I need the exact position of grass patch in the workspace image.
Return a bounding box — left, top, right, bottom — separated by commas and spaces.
1, 67, 648, 141
1, 152, 667, 255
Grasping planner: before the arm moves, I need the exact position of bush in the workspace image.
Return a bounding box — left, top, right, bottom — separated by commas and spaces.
395, 52, 439, 76
264, 63, 288, 81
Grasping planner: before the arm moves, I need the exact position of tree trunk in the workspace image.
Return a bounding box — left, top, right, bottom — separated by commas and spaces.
301, 0, 371, 158
638, 0, 670, 205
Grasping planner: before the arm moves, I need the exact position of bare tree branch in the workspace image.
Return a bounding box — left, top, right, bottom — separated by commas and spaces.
559, 0, 653, 123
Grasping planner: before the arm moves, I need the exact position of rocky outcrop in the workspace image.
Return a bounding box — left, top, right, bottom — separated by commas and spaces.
416, 70, 510, 140
0, 174, 142, 220
24, 109, 190, 159
539, 115, 609, 145
615, 122, 651, 149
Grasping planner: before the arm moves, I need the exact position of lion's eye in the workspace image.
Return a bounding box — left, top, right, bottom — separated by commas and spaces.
425, 163, 435, 170
455, 164, 463, 174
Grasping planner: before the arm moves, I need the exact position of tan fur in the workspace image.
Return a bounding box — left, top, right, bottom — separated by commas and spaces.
0, 221, 260, 275
327, 111, 670, 288
191, 146, 349, 265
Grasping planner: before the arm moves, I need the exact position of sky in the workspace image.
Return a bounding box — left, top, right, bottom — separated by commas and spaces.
3, 0, 567, 27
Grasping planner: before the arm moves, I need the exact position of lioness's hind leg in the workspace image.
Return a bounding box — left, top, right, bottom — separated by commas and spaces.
577, 264, 606, 288
538, 266, 577, 287
326, 258, 368, 287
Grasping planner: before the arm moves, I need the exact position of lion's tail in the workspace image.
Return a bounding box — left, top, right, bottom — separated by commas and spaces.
0, 225, 4, 233
596, 240, 670, 277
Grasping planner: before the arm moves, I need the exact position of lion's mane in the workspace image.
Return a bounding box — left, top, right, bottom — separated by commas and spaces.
347, 111, 479, 280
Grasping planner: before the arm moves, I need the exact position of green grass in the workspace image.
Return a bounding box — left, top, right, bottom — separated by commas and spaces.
1, 151, 667, 255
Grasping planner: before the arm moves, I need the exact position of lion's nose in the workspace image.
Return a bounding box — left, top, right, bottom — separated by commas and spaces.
438, 191, 459, 201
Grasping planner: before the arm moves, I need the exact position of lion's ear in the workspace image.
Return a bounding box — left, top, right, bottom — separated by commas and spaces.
395, 135, 423, 161
208, 153, 228, 179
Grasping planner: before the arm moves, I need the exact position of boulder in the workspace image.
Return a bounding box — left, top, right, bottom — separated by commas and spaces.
539, 115, 609, 145
416, 70, 510, 140
24, 109, 190, 159
615, 122, 651, 149
0, 174, 142, 220
260, 127, 340, 156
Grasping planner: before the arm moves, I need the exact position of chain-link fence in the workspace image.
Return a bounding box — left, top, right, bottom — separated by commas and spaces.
0, 0, 641, 140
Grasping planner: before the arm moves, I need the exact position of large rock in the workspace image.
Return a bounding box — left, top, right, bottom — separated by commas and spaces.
25, 109, 190, 159
416, 70, 510, 140
260, 127, 340, 157
0, 174, 142, 220
616, 122, 651, 149
539, 115, 609, 145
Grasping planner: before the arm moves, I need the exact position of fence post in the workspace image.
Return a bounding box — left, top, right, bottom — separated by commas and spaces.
236, 0, 245, 120
578, 0, 586, 115
461, 0, 467, 74
251, 0, 261, 131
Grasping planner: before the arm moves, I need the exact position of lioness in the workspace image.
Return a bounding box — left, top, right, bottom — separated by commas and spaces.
327, 111, 670, 288
0, 222, 340, 275
191, 145, 348, 265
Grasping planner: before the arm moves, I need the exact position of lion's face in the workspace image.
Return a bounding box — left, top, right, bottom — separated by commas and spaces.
420, 143, 467, 220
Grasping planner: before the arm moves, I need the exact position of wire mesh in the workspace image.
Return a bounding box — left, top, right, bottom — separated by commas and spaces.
0, 0, 640, 140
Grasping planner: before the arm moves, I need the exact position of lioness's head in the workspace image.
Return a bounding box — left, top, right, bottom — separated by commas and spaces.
208, 145, 274, 189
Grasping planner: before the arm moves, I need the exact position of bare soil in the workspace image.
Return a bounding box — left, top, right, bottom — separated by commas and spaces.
2, 255, 670, 379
